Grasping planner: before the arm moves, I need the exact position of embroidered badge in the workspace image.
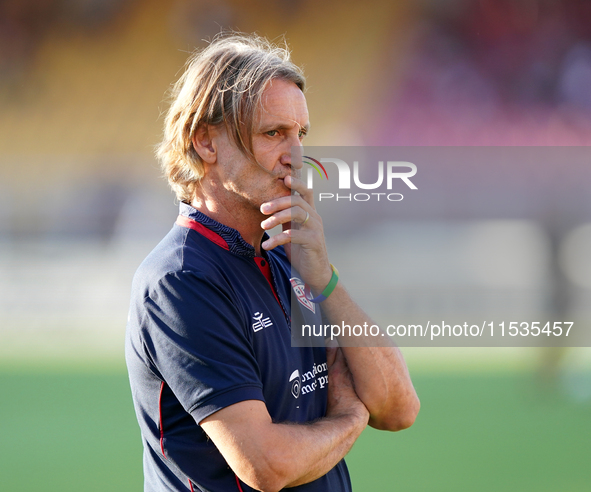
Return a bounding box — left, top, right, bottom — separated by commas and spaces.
289, 277, 316, 314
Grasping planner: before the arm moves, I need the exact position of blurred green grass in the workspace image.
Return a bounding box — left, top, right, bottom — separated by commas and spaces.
1, 368, 589, 491
348, 372, 591, 491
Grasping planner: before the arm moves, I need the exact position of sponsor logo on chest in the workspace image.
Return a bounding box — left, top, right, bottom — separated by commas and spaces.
288, 362, 328, 399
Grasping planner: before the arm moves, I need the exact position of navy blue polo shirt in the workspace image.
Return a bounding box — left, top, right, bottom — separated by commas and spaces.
125, 202, 352, 492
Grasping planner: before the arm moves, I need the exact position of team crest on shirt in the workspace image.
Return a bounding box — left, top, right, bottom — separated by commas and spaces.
289, 277, 315, 314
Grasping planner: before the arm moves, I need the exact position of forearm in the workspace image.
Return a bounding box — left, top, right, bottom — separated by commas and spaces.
201, 400, 367, 492
276, 412, 366, 488
320, 283, 420, 431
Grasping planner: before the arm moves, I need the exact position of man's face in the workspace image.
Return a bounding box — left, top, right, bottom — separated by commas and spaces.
210, 78, 309, 212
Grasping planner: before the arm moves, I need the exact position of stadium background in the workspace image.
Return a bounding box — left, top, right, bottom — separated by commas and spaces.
1, 0, 590, 490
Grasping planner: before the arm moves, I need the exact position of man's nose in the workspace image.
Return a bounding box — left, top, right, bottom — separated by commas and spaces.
282, 136, 304, 170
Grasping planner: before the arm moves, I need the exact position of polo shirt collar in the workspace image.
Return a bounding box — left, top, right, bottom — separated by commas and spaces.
179, 202, 266, 258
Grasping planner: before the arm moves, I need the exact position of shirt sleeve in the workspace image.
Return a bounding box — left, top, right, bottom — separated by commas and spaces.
139, 270, 265, 424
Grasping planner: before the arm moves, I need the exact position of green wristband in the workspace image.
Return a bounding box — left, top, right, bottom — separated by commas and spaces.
310, 264, 339, 303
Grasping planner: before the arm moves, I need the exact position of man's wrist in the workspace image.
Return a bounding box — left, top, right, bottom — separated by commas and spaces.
308, 264, 336, 298
339, 405, 370, 431
329, 401, 370, 427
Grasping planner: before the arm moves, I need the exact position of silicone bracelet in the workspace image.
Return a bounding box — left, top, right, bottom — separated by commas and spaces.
309, 264, 339, 303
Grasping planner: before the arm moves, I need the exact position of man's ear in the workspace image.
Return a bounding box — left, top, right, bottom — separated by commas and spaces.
191, 125, 216, 165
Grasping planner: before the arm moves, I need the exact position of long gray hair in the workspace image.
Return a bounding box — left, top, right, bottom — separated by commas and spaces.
157, 33, 306, 202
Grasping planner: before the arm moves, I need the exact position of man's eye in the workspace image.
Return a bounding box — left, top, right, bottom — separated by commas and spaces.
266, 130, 278, 136
298, 129, 307, 138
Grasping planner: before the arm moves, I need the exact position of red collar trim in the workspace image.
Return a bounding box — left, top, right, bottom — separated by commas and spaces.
176, 215, 229, 251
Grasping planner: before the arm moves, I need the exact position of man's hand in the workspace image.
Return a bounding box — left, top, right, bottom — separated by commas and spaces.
325, 347, 369, 423
260, 174, 332, 294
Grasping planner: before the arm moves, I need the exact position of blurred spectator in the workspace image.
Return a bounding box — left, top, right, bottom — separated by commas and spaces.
559, 42, 591, 110
377, 0, 591, 146
0, 0, 133, 99
0, 0, 57, 94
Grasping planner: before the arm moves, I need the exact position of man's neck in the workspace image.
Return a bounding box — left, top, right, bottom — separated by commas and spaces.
191, 188, 265, 256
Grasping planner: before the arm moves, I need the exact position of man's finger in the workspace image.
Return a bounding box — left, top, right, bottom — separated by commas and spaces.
260, 194, 311, 216
261, 228, 322, 251
326, 346, 338, 367
261, 206, 308, 231
261, 229, 293, 251
284, 175, 314, 205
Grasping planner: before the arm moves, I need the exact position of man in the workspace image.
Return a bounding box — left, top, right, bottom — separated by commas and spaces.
126, 33, 419, 492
